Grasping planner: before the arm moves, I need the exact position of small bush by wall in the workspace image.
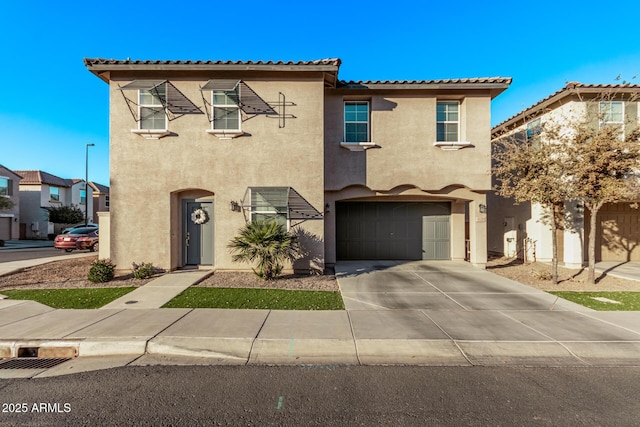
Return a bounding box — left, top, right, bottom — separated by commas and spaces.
88, 259, 116, 283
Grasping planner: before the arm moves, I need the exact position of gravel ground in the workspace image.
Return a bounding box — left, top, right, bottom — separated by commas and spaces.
0, 256, 154, 290
195, 271, 339, 291
487, 257, 640, 291
2, 255, 638, 293
0, 256, 339, 291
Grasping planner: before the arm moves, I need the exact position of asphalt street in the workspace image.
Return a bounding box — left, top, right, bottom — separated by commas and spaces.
0, 247, 79, 263
1, 365, 639, 426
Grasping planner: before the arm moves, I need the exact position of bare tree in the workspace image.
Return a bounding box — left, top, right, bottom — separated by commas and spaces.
551, 89, 640, 283
493, 125, 571, 284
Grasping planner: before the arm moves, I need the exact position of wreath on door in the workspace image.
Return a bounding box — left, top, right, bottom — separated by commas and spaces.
191, 208, 209, 225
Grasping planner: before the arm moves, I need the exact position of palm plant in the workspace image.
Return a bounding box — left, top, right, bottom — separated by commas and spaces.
228, 220, 300, 280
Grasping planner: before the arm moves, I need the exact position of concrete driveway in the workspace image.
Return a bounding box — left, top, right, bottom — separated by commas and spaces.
336, 260, 588, 312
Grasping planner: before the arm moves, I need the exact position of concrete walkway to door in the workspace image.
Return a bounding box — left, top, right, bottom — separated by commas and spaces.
336, 260, 588, 311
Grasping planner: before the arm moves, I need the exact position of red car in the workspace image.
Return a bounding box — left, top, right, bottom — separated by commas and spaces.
54, 228, 99, 252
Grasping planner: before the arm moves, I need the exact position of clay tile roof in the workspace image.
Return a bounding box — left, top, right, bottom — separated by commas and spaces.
338, 77, 512, 86
84, 58, 341, 67
492, 82, 640, 136
14, 170, 70, 187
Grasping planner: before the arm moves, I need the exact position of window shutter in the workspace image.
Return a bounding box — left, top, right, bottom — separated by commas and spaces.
7, 179, 13, 196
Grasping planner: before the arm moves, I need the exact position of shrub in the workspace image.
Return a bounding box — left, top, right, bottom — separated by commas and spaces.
88, 259, 116, 283
132, 262, 157, 280
228, 220, 300, 280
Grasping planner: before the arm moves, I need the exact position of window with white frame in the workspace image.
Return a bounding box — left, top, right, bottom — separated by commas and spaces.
50, 186, 60, 202
212, 89, 241, 131
139, 84, 167, 130
344, 101, 370, 143
80, 189, 86, 204
0, 177, 11, 196
250, 188, 288, 227
436, 101, 459, 142
600, 101, 625, 139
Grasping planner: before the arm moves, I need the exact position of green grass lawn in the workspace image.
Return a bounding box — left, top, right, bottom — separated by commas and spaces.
163, 288, 345, 310
1, 288, 135, 309
549, 291, 640, 311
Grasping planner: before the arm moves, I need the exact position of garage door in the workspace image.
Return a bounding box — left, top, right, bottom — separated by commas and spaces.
591, 203, 640, 261
336, 202, 451, 260
0, 217, 10, 240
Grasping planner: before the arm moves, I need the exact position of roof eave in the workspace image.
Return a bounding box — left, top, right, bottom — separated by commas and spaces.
84, 58, 341, 83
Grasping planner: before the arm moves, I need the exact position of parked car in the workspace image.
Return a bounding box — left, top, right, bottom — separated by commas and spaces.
54, 228, 99, 252
61, 223, 98, 234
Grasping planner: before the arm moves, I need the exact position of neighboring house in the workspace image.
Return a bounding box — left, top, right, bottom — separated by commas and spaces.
15, 170, 93, 238
0, 165, 21, 240
489, 82, 640, 267
88, 181, 110, 223
85, 57, 510, 272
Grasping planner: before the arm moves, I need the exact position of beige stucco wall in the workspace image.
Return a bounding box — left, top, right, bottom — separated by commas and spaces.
108, 73, 326, 271
323, 89, 494, 267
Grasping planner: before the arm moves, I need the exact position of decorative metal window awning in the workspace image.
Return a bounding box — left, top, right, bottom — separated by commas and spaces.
200, 79, 277, 117
242, 186, 323, 226
118, 80, 203, 121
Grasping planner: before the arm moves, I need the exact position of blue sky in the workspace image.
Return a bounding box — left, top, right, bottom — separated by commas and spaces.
2, 0, 639, 186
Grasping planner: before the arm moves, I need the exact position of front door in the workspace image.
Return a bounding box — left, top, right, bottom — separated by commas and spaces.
183, 200, 214, 266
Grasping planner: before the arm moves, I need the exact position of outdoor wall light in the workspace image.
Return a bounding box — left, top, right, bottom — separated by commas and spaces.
325, 203, 330, 213
479, 203, 487, 214
229, 201, 241, 212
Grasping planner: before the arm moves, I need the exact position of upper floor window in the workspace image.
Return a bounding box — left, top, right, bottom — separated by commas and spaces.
436, 101, 459, 142
600, 101, 625, 139
50, 186, 60, 202
212, 89, 241, 131
344, 101, 370, 143
139, 84, 167, 130
105, 195, 110, 207
526, 118, 542, 147
600, 101, 624, 125
80, 189, 87, 204
0, 177, 12, 197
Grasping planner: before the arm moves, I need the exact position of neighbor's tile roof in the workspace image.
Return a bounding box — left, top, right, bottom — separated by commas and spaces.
88, 181, 109, 194
493, 82, 640, 136
0, 165, 22, 179
14, 170, 71, 187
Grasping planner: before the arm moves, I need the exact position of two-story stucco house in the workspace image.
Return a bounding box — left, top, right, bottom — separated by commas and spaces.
0, 165, 21, 240
15, 170, 93, 238
489, 82, 640, 267
88, 181, 110, 224
84, 57, 510, 272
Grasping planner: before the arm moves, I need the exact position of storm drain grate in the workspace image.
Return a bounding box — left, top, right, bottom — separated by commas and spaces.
0, 358, 72, 370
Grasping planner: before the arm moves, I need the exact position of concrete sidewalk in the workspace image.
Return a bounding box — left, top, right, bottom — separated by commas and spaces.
1, 260, 640, 379
1, 300, 640, 377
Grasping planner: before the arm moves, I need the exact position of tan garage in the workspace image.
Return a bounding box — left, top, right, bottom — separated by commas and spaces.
586, 203, 640, 262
